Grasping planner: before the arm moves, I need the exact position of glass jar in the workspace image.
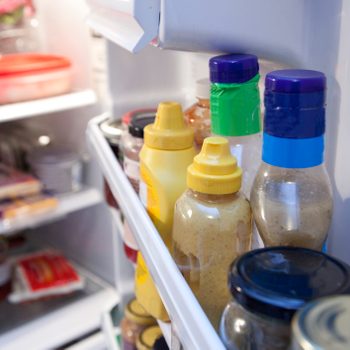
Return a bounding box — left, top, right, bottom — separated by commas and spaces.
251, 70, 332, 251
219, 247, 350, 350
120, 298, 157, 350
122, 112, 155, 193
292, 295, 350, 350
100, 118, 124, 209
136, 326, 163, 350
172, 136, 252, 330
0, 0, 41, 54
184, 78, 211, 149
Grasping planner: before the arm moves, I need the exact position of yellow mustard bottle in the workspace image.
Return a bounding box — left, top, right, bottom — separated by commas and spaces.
135, 102, 195, 321
172, 137, 252, 329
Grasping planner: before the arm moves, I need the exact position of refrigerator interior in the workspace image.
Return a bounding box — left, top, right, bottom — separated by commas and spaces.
1, 0, 350, 349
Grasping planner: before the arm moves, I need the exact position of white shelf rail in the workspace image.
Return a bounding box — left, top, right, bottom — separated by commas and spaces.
87, 114, 225, 350
0, 90, 97, 123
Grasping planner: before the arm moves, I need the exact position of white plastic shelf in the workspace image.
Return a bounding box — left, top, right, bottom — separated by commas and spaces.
0, 90, 97, 123
0, 187, 102, 235
87, 114, 225, 350
0, 263, 120, 350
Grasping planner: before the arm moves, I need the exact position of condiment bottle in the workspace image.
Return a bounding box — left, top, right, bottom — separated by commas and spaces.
184, 78, 211, 149
250, 70, 333, 250
122, 112, 155, 193
209, 54, 262, 199
219, 247, 350, 350
292, 296, 350, 350
120, 298, 157, 350
135, 101, 195, 320
172, 136, 252, 330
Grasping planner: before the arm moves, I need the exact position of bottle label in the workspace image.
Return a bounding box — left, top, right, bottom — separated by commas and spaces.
262, 133, 324, 168
123, 157, 140, 181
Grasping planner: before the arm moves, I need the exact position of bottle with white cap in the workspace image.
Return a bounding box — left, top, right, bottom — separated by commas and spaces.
184, 78, 211, 149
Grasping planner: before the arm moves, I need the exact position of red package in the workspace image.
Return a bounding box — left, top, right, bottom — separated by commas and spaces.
9, 250, 84, 303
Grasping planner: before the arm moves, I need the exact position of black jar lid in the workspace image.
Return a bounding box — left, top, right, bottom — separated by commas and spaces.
229, 247, 350, 322
129, 112, 156, 138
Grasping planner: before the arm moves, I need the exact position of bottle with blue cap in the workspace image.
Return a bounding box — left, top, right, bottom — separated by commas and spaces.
250, 69, 333, 251
209, 54, 262, 199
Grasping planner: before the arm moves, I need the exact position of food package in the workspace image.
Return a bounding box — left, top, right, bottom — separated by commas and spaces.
9, 250, 84, 303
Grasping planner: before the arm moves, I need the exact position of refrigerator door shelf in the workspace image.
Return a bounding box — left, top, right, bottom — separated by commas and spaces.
86, 0, 160, 53
87, 114, 225, 350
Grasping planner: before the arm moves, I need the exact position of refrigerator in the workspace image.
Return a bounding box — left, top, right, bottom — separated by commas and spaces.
1, 0, 350, 349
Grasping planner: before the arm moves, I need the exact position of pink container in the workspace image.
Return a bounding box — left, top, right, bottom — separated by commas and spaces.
0, 53, 72, 104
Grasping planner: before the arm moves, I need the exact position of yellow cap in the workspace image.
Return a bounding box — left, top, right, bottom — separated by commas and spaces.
144, 102, 194, 150
125, 299, 157, 326
187, 137, 242, 194
136, 326, 163, 350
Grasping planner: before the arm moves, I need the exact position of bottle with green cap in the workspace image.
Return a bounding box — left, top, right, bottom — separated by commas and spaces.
135, 101, 196, 321
209, 54, 262, 199
171, 136, 252, 330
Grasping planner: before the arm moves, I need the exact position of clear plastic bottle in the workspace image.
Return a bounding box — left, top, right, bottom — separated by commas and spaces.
209, 54, 262, 199
184, 78, 211, 149
172, 137, 252, 330
250, 70, 333, 251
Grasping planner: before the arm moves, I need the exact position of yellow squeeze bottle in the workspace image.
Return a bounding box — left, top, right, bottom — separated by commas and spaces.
135, 102, 195, 320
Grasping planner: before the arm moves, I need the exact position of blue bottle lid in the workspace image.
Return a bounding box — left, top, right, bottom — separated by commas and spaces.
209, 54, 259, 83
264, 69, 326, 139
229, 247, 350, 322
265, 69, 326, 93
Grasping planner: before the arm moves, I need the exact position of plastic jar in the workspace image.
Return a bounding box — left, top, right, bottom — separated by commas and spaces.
292, 296, 350, 350
100, 118, 124, 208
123, 220, 138, 265
136, 326, 163, 350
28, 147, 82, 194
122, 111, 155, 193
120, 298, 157, 350
251, 70, 333, 250
172, 136, 252, 329
0, 54, 72, 104
220, 247, 350, 350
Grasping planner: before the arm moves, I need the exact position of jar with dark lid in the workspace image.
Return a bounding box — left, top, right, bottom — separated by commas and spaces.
136, 326, 163, 350
292, 295, 350, 350
120, 298, 157, 350
100, 118, 124, 209
219, 247, 350, 350
122, 111, 155, 193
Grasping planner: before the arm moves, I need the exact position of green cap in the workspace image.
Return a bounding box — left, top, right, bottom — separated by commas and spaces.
210, 74, 261, 136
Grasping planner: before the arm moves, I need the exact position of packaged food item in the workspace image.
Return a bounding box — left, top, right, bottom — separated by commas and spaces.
292, 295, 350, 350
250, 70, 333, 250
135, 101, 195, 320
0, 163, 41, 200
0, 0, 41, 54
184, 78, 211, 148
219, 247, 350, 350
28, 147, 82, 194
9, 250, 84, 303
136, 326, 163, 350
120, 298, 157, 350
172, 136, 252, 329
122, 111, 155, 193
210, 54, 262, 199
0, 192, 58, 226
0, 53, 72, 104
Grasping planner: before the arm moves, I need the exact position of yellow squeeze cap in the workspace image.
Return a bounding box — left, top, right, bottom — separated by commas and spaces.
144, 102, 194, 150
187, 137, 242, 194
